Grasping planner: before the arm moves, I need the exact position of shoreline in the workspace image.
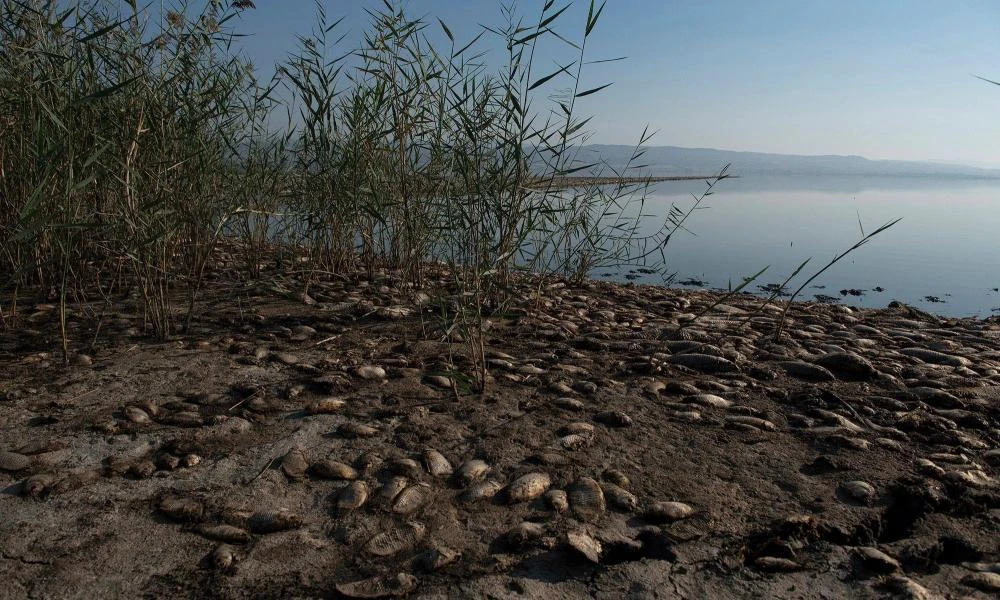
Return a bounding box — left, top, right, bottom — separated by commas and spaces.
1, 265, 998, 598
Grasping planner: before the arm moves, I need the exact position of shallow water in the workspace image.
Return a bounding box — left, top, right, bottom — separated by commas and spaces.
595, 175, 1000, 318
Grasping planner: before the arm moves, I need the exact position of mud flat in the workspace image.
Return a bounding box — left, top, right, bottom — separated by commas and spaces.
1, 269, 998, 599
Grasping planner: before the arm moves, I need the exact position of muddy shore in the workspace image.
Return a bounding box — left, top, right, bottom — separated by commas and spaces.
1, 269, 998, 599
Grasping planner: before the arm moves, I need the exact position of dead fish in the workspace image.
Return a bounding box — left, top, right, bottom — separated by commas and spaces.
601, 469, 631, 490
601, 482, 639, 512
123, 406, 152, 424
379, 476, 409, 504
50, 468, 100, 495
158, 495, 204, 522
305, 397, 346, 415
355, 450, 384, 474
387, 458, 423, 479
725, 415, 776, 432
422, 449, 453, 478
247, 510, 303, 533
21, 473, 56, 499
839, 480, 876, 504
339, 422, 379, 438
457, 459, 490, 483
411, 545, 461, 572
645, 501, 695, 523
156, 453, 181, 471
557, 434, 592, 451
461, 480, 503, 503
197, 524, 251, 544
568, 477, 606, 522
364, 521, 426, 557
159, 411, 204, 428
0, 451, 32, 472
281, 447, 309, 481
526, 451, 571, 466
559, 422, 595, 436
506, 521, 547, 549
309, 459, 358, 480
594, 410, 633, 427
335, 572, 419, 598
128, 460, 157, 479
211, 544, 237, 570
566, 530, 602, 563
545, 489, 570, 513
754, 556, 802, 572
554, 397, 585, 411
505, 472, 552, 504
337, 481, 370, 511
392, 484, 429, 515
356, 365, 387, 381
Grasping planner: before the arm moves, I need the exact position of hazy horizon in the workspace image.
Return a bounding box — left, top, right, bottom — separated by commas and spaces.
222, 0, 1000, 167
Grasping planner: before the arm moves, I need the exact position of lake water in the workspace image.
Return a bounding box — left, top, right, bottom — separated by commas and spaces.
597, 175, 1000, 319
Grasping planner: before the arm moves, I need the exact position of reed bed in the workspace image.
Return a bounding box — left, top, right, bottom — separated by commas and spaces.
3, 0, 710, 365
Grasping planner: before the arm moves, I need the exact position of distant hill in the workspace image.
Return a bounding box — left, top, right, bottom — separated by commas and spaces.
577, 145, 1000, 178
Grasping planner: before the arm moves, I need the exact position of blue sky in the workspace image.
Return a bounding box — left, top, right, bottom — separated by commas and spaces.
225, 0, 1000, 165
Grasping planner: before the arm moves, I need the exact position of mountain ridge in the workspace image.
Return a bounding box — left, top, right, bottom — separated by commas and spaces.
578, 144, 1000, 178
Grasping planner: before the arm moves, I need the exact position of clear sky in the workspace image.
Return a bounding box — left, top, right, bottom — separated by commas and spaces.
226, 0, 1000, 166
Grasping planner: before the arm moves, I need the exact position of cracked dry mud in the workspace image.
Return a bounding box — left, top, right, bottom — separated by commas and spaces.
1, 271, 998, 599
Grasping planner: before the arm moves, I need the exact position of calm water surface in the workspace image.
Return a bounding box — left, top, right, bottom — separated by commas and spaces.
598, 175, 1000, 318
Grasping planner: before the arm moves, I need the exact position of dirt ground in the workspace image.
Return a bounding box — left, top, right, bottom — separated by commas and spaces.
1, 267, 998, 599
